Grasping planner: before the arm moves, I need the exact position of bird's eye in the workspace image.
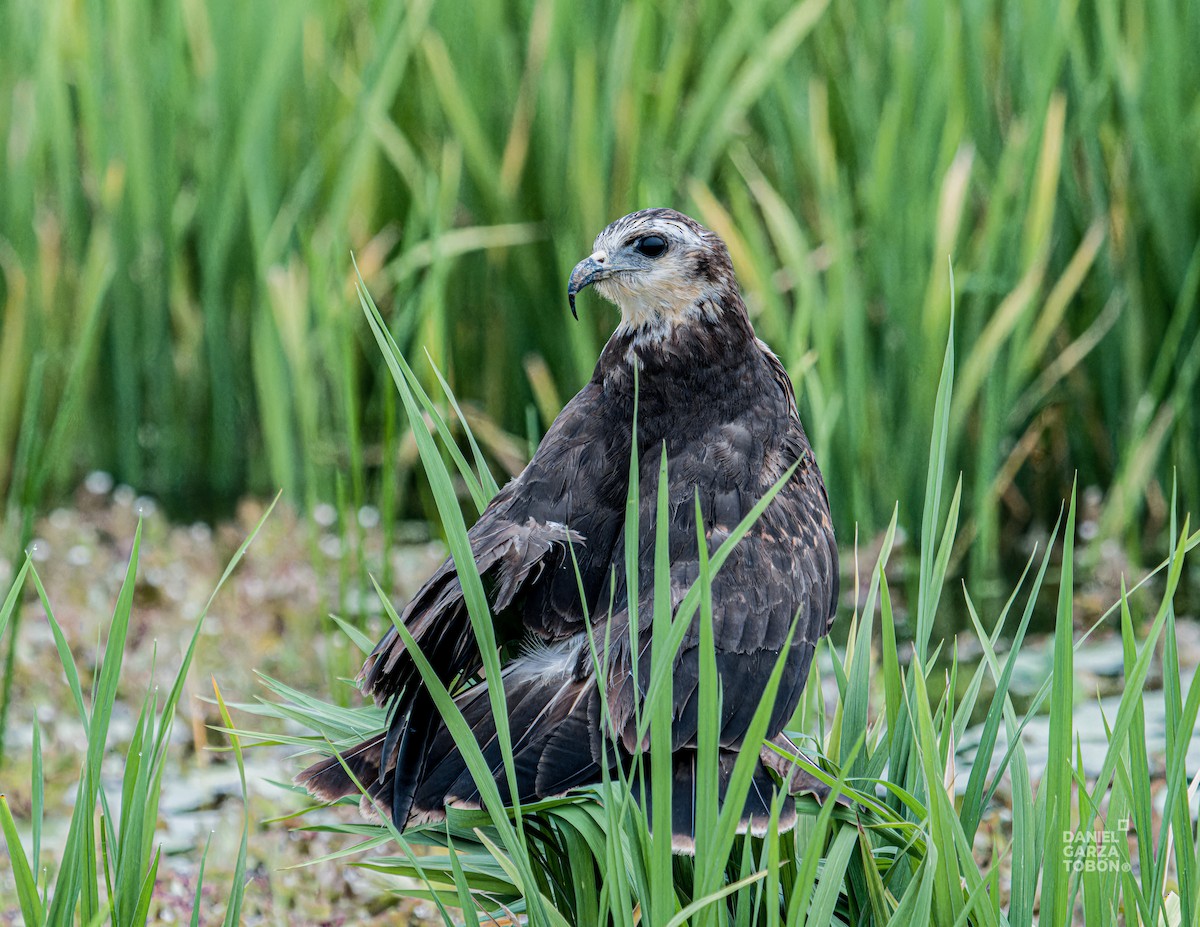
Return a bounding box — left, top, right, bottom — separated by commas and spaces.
635, 235, 667, 258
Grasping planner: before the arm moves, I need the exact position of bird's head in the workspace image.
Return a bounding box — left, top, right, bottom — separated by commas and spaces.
567, 208, 740, 335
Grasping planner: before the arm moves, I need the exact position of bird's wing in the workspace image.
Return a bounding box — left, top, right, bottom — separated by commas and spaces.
361, 377, 629, 707
351, 377, 629, 827
360, 507, 580, 702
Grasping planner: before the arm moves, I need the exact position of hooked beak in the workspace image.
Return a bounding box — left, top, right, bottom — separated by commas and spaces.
567, 251, 611, 320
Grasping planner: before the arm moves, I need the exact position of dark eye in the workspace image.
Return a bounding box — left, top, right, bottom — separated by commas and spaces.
635, 235, 667, 258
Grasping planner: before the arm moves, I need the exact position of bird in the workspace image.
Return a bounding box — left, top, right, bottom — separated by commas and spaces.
297, 208, 839, 849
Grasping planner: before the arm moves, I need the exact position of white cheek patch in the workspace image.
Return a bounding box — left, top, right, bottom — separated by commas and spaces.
599, 263, 714, 332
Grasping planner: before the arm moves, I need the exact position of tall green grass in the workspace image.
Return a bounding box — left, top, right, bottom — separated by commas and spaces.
0, 503, 274, 925
2, 0, 1196, 564
232, 282, 1200, 924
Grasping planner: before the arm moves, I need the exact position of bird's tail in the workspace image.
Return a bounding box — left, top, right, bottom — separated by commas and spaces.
296, 640, 603, 827
297, 650, 832, 846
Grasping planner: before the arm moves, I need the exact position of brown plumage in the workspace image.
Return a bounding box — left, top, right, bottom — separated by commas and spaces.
297, 208, 839, 848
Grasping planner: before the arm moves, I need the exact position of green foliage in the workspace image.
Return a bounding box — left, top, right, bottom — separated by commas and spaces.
0, 503, 275, 925
234, 289, 1200, 924
2, 0, 1197, 570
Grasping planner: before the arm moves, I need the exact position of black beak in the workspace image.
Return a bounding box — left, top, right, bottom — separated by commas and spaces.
567, 253, 609, 320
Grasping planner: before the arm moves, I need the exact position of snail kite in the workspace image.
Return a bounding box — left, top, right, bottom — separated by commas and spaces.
298, 208, 839, 848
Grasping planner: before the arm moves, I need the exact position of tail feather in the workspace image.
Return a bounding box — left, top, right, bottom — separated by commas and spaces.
532, 691, 601, 795
423, 655, 600, 814
387, 692, 439, 829
294, 732, 385, 803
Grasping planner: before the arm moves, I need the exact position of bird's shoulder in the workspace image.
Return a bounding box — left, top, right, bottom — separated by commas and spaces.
492, 375, 632, 521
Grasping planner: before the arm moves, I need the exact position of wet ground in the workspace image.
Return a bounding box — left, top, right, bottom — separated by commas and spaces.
0, 480, 448, 924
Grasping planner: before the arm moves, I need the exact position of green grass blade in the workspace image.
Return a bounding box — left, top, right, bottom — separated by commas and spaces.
213, 679, 251, 927
0, 559, 30, 645
0, 794, 45, 926
664, 868, 770, 927
805, 825, 857, 926
330, 614, 378, 656
130, 845, 161, 927
30, 715, 42, 888
189, 834, 212, 927
692, 493, 720, 899
648, 445, 676, 922
914, 265, 956, 661
959, 524, 1059, 837
1039, 481, 1078, 925
29, 565, 88, 729
909, 653, 964, 925
444, 829, 483, 927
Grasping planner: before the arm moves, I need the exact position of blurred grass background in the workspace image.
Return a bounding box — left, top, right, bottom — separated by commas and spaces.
2, 0, 1198, 577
